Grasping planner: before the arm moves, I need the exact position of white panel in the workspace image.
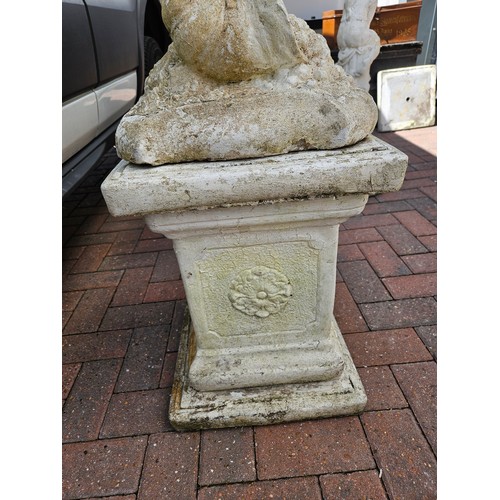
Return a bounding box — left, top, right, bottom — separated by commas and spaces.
282, 0, 342, 19
377, 0, 407, 6
95, 72, 137, 135
62, 92, 98, 163
377, 65, 436, 132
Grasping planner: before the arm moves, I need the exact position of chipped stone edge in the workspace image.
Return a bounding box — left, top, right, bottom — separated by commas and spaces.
101, 135, 408, 217
168, 308, 367, 431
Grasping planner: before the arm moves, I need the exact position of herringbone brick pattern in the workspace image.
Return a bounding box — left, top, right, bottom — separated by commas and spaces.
62, 126, 437, 499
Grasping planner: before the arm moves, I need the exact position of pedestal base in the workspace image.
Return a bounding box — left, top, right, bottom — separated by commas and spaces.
169, 309, 367, 430
102, 137, 408, 431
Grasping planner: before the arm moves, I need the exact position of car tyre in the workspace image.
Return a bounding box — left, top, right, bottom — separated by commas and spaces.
144, 36, 163, 77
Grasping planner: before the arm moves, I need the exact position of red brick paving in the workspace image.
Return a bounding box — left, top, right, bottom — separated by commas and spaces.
166, 300, 187, 352
343, 213, 398, 230
71, 243, 112, 274
138, 432, 200, 499
62, 127, 437, 499
99, 251, 158, 271
199, 477, 322, 499
159, 351, 178, 388
62, 290, 84, 311
320, 470, 387, 500
63, 359, 122, 443
63, 288, 115, 334
199, 427, 256, 485
62, 436, 147, 499
333, 282, 369, 333
344, 328, 434, 367
402, 252, 437, 274
62, 330, 132, 364
151, 249, 181, 282
338, 227, 384, 245
392, 362, 437, 454
418, 234, 437, 252
337, 243, 364, 262
108, 231, 142, 256
358, 240, 412, 277
99, 301, 174, 331
408, 196, 437, 221
414, 325, 437, 360
62, 270, 124, 293
375, 188, 426, 202
254, 417, 375, 479
376, 224, 428, 255
361, 199, 412, 215
62, 363, 81, 400
144, 279, 186, 302
382, 273, 437, 299
338, 260, 392, 303
420, 184, 437, 201
361, 409, 436, 499
357, 366, 408, 411
111, 267, 153, 306
100, 389, 172, 438
393, 210, 437, 237
359, 297, 437, 330
114, 325, 170, 392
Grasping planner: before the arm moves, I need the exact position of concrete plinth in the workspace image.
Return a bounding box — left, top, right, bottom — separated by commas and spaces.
101, 135, 408, 430
170, 309, 366, 430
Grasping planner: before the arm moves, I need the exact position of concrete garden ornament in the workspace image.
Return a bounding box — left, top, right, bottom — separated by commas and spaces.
337, 0, 380, 91
115, 0, 378, 166
102, 0, 408, 430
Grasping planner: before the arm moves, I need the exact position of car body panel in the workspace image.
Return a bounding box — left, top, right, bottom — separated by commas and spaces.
85, 0, 140, 84
62, 92, 99, 163
62, 0, 155, 197
62, 126, 116, 197
62, 0, 98, 101
62, 72, 137, 163
95, 72, 138, 136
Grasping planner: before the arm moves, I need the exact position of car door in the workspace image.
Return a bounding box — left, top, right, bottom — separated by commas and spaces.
62, 0, 139, 163
62, 0, 100, 162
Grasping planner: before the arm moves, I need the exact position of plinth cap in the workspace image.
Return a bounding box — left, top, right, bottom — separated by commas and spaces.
102, 135, 408, 217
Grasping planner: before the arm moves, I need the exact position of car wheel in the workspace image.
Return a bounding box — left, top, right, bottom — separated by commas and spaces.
144, 36, 163, 77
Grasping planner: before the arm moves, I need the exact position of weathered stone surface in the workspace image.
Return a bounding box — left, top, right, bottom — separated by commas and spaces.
162, 0, 304, 83
147, 194, 367, 393
169, 312, 366, 430
115, 1, 378, 165
102, 135, 408, 217
102, 0, 409, 426
102, 136, 408, 430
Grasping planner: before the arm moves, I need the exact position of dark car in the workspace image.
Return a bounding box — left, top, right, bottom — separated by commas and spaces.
62, 0, 171, 197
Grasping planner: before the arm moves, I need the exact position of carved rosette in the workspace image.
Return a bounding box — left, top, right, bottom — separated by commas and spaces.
228, 266, 292, 318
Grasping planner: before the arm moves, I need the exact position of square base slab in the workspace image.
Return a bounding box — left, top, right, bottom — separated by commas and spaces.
377, 64, 436, 132
169, 309, 367, 430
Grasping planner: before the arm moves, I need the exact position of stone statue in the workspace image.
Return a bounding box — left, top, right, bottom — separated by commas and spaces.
116, 0, 378, 166
162, 0, 305, 82
337, 0, 380, 91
